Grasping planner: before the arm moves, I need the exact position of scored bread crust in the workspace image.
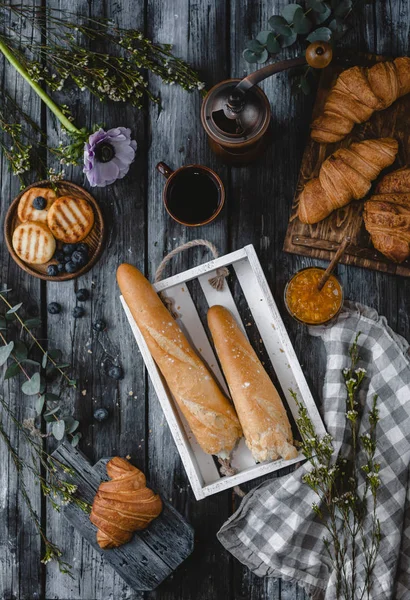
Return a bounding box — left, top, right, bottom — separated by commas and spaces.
117, 264, 243, 457
207, 305, 298, 463
47, 196, 94, 242
17, 187, 57, 224
12, 222, 56, 264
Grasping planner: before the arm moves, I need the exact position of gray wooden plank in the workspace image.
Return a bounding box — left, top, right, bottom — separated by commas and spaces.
44, 0, 147, 598
145, 1, 232, 599
0, 3, 44, 599
50, 443, 193, 591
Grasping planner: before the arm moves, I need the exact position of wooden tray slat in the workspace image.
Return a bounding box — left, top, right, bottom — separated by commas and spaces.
283, 57, 410, 276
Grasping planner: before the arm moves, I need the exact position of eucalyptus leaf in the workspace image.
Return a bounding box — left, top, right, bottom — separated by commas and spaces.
246, 39, 264, 52
307, 0, 328, 13
68, 379, 77, 387
42, 352, 48, 369
306, 26, 332, 42
21, 372, 41, 396
280, 31, 298, 48
7, 303, 22, 315
24, 318, 41, 329
48, 349, 62, 361
46, 366, 58, 379
242, 49, 260, 64
256, 30, 272, 44
44, 405, 61, 417
64, 417, 79, 434
266, 32, 280, 54
293, 8, 312, 34
312, 2, 332, 24
21, 359, 40, 366
0, 289, 12, 294
14, 341, 28, 361
35, 394, 45, 415
0, 342, 14, 366
55, 363, 70, 369
45, 392, 60, 402
5, 313, 16, 322
52, 420, 66, 441
0, 317, 7, 330
71, 432, 82, 447
256, 49, 269, 63
281, 3, 302, 24
268, 15, 293, 36
4, 362, 20, 380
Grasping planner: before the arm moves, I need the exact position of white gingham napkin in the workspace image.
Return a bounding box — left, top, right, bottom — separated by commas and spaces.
218, 302, 410, 599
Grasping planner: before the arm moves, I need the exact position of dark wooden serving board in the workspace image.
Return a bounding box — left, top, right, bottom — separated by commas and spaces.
51, 442, 194, 592
283, 55, 410, 277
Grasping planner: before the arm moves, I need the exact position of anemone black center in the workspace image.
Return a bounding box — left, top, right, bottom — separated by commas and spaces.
95, 142, 115, 163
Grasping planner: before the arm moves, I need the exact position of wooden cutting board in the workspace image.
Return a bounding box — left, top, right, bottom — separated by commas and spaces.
283, 54, 410, 277
51, 442, 194, 591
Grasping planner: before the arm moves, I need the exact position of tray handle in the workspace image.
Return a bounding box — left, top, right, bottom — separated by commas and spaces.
154, 239, 229, 318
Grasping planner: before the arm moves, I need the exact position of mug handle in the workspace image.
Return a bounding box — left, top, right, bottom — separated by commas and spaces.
156, 162, 174, 179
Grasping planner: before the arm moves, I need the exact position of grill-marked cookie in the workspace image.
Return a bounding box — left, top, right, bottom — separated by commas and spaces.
12, 222, 56, 265
17, 187, 57, 224
47, 196, 95, 243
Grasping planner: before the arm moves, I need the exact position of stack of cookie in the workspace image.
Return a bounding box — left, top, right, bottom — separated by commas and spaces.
12, 186, 95, 276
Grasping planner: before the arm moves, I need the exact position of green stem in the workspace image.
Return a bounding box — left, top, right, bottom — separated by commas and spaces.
0, 37, 79, 134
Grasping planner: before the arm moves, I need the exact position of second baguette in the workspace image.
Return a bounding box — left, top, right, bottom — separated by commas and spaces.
207, 305, 298, 462
117, 264, 242, 457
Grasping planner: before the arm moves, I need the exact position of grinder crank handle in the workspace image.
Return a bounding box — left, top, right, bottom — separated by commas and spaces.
229, 56, 307, 107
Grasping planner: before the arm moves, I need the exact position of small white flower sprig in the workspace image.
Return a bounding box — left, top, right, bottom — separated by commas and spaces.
292, 333, 381, 600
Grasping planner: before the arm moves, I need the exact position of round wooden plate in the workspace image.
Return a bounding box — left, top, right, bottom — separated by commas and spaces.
5, 180, 105, 282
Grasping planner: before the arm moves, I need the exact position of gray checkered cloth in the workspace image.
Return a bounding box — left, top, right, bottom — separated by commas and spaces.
218, 302, 410, 599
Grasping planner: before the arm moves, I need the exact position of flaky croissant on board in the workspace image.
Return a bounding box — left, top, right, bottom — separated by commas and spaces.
297, 137, 398, 224
117, 264, 242, 457
311, 57, 410, 143
208, 306, 298, 463
90, 457, 162, 549
364, 167, 410, 263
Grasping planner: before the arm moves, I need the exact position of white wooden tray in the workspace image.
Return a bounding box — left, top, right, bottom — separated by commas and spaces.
120, 244, 325, 500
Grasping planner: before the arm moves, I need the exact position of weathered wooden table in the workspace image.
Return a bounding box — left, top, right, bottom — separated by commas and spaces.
1, 1, 408, 599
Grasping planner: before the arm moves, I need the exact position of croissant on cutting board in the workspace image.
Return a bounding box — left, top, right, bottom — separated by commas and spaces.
311, 57, 410, 143
364, 167, 410, 263
297, 137, 398, 224
90, 457, 162, 549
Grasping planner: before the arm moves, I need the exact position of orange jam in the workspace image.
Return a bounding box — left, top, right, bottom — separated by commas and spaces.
285, 267, 343, 325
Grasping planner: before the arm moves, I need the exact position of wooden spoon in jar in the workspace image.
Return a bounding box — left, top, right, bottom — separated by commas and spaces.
317, 237, 351, 292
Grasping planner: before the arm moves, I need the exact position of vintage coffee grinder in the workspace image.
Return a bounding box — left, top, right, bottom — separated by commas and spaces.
201, 42, 332, 164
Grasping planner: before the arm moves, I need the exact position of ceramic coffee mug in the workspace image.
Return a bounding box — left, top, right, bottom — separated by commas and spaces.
156, 162, 225, 226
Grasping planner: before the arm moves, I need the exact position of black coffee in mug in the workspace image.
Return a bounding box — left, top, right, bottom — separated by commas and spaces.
167, 168, 220, 224
157, 162, 225, 227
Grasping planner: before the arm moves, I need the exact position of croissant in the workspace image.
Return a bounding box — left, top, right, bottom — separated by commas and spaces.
364, 167, 410, 263
90, 457, 162, 549
297, 138, 398, 224
311, 57, 410, 143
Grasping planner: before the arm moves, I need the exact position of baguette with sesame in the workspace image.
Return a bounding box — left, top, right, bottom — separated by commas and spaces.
207, 305, 298, 463
117, 264, 242, 457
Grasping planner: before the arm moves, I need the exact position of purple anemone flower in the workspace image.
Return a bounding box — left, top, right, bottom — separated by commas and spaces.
83, 127, 137, 187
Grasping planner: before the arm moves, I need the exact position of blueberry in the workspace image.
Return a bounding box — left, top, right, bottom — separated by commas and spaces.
77, 243, 89, 255
63, 243, 77, 255
76, 288, 89, 302
65, 261, 77, 274
64, 255, 73, 263
54, 249, 65, 262
48, 302, 61, 315
107, 365, 124, 380
72, 250, 88, 267
47, 264, 59, 277
57, 263, 65, 274
72, 306, 85, 318
93, 408, 109, 422
93, 319, 106, 332
32, 196, 47, 210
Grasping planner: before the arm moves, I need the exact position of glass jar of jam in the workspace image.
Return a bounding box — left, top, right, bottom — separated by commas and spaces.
284, 267, 344, 326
